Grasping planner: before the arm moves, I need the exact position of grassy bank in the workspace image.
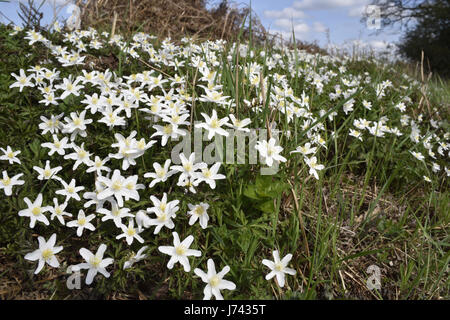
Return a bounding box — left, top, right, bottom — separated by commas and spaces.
0, 23, 448, 300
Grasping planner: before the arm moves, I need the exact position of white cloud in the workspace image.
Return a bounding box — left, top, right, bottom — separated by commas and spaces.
264, 7, 306, 19
293, 0, 368, 10
273, 19, 310, 34
348, 5, 366, 17
369, 40, 393, 50
294, 23, 310, 34
274, 18, 294, 29
264, 5, 311, 39
313, 22, 328, 33
270, 30, 298, 42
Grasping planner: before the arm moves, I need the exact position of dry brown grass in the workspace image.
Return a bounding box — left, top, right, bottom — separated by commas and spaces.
76, 0, 325, 54
78, 0, 260, 41
280, 172, 448, 300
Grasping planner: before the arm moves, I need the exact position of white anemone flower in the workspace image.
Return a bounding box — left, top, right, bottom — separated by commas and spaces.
194, 259, 236, 300
195, 109, 230, 140
18, 193, 50, 228
158, 232, 201, 272
24, 233, 63, 274
76, 244, 114, 285
262, 250, 296, 287
255, 138, 287, 167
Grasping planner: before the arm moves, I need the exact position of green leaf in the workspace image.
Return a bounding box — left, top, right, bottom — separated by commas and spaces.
258, 199, 275, 213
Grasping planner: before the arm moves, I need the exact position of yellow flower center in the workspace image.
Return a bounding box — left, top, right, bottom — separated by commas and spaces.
194, 206, 204, 216
137, 140, 146, 150
157, 212, 167, 222
127, 227, 136, 236
275, 262, 284, 271
210, 275, 220, 287
41, 249, 53, 260
32, 207, 41, 216
78, 217, 86, 225
112, 181, 122, 191
78, 150, 88, 160
202, 169, 211, 178
184, 163, 192, 172
73, 118, 81, 126
210, 119, 219, 129
44, 169, 52, 177
175, 245, 186, 256
90, 256, 101, 268
2, 177, 11, 186
163, 125, 173, 135
156, 169, 166, 178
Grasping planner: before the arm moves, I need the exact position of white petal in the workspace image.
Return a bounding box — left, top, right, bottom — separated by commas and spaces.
207, 259, 216, 277
219, 279, 236, 291
203, 284, 212, 300
265, 271, 276, 280
86, 268, 97, 285
34, 259, 45, 274
194, 268, 208, 282
211, 287, 224, 300
276, 272, 285, 287
24, 249, 41, 261
281, 254, 293, 265
79, 248, 93, 262
262, 259, 275, 269
47, 256, 60, 268
179, 256, 191, 272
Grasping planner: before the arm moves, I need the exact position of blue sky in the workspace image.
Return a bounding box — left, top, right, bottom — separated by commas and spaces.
231, 0, 402, 51
0, 0, 403, 51
0, 0, 73, 27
